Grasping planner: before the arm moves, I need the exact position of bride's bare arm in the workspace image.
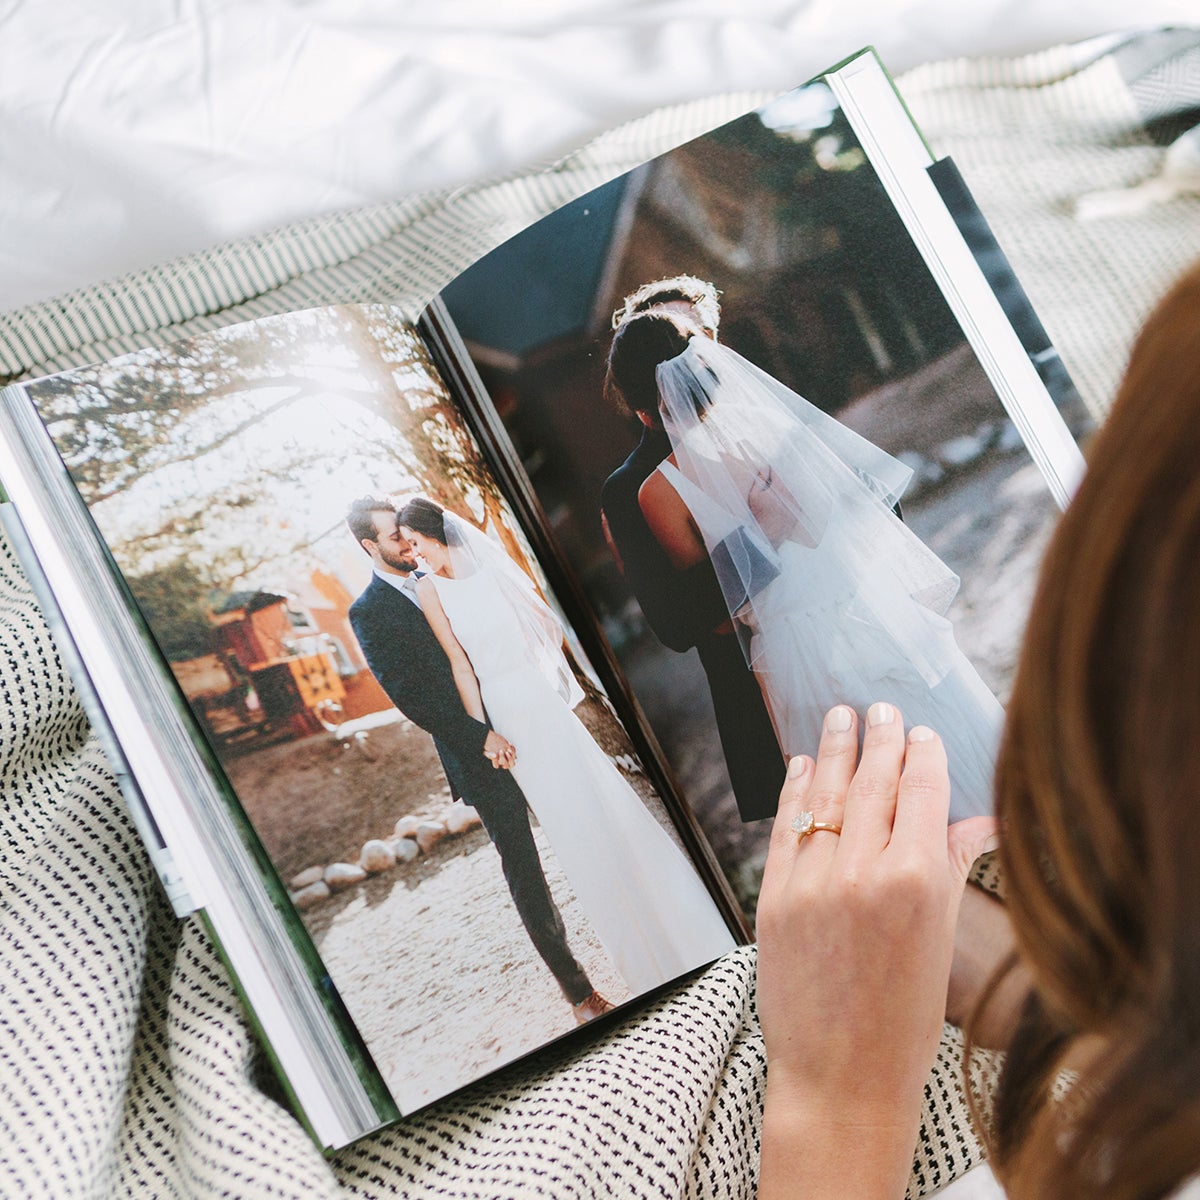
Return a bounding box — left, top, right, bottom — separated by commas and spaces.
638, 469, 708, 570
732, 440, 814, 549
416, 578, 486, 720
416, 578, 515, 767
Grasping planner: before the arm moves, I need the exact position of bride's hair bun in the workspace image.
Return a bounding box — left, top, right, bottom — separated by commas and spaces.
605, 312, 694, 419
398, 496, 447, 545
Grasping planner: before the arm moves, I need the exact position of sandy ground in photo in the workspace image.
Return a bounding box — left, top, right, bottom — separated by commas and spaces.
229, 695, 698, 1112
311, 822, 632, 1112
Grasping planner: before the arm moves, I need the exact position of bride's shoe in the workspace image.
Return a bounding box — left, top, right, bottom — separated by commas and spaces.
571, 990, 615, 1024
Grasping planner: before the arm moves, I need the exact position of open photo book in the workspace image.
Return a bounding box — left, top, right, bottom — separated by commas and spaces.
0, 49, 1087, 1150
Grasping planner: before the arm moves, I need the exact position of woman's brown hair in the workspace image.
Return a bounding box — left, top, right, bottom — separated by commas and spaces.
980, 261, 1200, 1198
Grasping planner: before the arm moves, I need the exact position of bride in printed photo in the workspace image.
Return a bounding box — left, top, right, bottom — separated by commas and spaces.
605, 310, 1002, 822
396, 496, 736, 995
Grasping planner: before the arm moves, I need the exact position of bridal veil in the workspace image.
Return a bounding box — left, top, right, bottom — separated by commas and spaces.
441, 511, 585, 709
655, 337, 967, 691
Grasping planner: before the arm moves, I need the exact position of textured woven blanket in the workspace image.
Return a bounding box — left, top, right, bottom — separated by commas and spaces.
2, 31, 1199, 1199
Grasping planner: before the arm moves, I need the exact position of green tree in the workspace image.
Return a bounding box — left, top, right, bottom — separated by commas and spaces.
125, 557, 217, 660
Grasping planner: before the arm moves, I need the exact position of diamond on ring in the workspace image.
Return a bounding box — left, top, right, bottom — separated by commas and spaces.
791, 810, 842, 843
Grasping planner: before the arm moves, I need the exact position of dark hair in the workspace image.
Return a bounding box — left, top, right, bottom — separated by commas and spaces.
604, 311, 696, 419
345, 495, 396, 547
610, 275, 721, 333
976, 261, 1200, 1199
398, 497, 448, 545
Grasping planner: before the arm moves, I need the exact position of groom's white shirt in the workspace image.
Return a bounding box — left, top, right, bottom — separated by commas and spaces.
373, 565, 422, 606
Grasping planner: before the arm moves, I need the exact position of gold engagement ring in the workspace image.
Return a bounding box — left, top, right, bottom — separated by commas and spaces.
791, 810, 842, 844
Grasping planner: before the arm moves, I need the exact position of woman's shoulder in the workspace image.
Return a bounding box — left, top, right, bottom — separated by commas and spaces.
414, 573, 443, 603
637, 461, 670, 511
638, 455, 684, 506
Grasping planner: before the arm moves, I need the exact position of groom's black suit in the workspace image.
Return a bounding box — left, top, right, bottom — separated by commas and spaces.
349, 573, 591, 1003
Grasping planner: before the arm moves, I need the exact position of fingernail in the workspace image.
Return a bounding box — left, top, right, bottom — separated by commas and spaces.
825, 705, 853, 733
867, 701, 895, 727
786, 755, 811, 781
908, 725, 935, 743
981, 833, 1001, 854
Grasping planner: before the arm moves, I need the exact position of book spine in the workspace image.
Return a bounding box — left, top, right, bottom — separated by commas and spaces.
826, 55, 1086, 509
0, 500, 196, 916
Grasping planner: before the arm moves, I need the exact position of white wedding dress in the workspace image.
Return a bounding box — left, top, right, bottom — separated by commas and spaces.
658, 460, 1001, 819
426, 555, 735, 996
655, 337, 1003, 821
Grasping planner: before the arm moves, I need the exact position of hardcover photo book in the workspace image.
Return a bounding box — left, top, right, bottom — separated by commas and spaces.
0, 50, 1086, 1150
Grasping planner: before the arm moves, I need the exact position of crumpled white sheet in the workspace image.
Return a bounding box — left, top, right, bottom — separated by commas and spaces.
0, 0, 1194, 314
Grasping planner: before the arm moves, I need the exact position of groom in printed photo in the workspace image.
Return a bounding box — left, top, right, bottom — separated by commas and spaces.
599, 276, 784, 822
345, 496, 611, 1022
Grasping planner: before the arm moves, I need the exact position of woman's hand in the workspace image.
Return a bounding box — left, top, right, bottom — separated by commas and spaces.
755, 702, 997, 1200
483, 730, 516, 770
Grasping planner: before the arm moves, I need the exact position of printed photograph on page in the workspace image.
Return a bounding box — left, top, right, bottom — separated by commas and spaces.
23, 306, 735, 1113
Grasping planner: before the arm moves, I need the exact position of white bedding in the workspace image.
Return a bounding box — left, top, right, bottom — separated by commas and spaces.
1, 0, 1195, 315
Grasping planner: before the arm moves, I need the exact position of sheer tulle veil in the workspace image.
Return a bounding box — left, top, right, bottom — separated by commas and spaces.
441, 512, 585, 709
654, 336, 966, 690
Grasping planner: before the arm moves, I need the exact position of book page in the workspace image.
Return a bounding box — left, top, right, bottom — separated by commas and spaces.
22, 304, 736, 1117
438, 71, 1089, 923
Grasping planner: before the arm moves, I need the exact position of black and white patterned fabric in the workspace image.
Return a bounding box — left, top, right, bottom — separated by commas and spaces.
2, 32, 1198, 1199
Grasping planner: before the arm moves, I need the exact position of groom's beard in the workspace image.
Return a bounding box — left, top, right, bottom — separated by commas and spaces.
379, 550, 419, 573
